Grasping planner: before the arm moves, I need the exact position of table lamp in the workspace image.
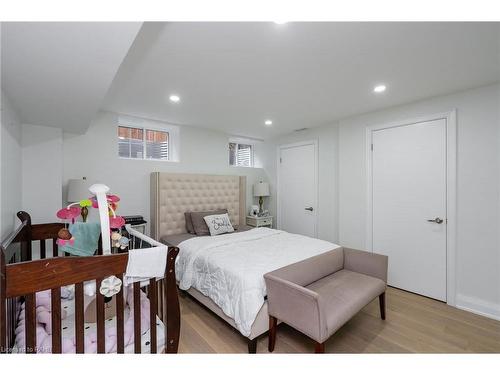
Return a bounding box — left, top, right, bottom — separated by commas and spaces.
67, 177, 91, 222
253, 181, 270, 214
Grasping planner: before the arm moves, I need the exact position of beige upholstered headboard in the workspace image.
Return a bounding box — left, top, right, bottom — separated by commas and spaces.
150, 172, 247, 239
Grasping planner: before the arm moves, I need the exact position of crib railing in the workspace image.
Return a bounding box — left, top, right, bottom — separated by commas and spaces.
0, 211, 180, 354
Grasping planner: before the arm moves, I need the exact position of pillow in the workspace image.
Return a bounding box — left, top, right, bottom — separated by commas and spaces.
184, 212, 195, 234
203, 213, 235, 236
190, 209, 228, 236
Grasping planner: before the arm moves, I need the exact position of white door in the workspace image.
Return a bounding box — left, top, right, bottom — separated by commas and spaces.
278, 141, 318, 237
371, 119, 447, 301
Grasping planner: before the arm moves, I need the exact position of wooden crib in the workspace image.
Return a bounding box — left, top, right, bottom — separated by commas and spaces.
0, 211, 180, 354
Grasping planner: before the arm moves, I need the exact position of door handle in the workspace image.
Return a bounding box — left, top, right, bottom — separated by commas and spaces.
427, 217, 444, 224
305, 207, 314, 212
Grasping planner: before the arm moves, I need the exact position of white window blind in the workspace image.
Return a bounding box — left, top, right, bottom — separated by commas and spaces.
229, 142, 253, 167
145, 129, 169, 160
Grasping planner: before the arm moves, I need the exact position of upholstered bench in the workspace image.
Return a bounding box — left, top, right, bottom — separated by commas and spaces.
264, 247, 388, 353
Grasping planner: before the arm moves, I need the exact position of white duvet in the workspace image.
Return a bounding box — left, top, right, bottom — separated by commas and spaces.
176, 227, 339, 337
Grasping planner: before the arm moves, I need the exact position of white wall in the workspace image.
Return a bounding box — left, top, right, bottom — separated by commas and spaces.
21, 123, 63, 224
0, 95, 63, 240
0, 91, 22, 240
272, 83, 500, 320
268, 126, 339, 243
338, 83, 500, 319
62, 111, 273, 232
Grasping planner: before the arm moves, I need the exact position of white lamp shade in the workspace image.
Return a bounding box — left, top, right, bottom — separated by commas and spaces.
253, 181, 270, 197
67, 179, 91, 202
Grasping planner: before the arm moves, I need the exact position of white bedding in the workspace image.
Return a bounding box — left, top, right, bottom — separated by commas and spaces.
176, 227, 339, 336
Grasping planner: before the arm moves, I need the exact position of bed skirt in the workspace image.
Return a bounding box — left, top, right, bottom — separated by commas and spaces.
184, 287, 270, 340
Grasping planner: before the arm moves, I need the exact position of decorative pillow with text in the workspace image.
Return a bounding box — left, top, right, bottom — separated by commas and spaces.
203, 213, 235, 236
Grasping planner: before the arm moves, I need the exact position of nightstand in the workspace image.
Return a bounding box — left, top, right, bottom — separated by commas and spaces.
246, 216, 273, 228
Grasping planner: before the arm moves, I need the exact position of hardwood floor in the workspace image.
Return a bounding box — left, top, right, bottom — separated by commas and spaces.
177, 287, 500, 353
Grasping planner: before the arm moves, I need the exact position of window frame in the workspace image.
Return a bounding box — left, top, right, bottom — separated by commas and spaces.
117, 116, 179, 162
144, 127, 170, 160
117, 125, 146, 160
229, 141, 255, 168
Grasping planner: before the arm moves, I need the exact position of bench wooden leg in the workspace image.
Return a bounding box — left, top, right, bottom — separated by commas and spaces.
247, 338, 257, 354
268, 316, 277, 352
379, 292, 386, 320
314, 342, 325, 353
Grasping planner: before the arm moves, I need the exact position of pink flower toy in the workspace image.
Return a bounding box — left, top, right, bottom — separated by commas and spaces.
55, 206, 81, 246
56, 206, 81, 223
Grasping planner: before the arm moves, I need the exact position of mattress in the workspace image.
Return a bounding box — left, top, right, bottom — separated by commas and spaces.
13, 294, 166, 354
161, 232, 197, 247
175, 227, 340, 336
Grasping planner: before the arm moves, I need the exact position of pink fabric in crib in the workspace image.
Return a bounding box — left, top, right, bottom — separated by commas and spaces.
15, 286, 151, 353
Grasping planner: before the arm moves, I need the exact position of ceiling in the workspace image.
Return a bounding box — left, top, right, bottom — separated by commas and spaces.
2, 22, 499, 138
1, 22, 142, 133
104, 22, 500, 139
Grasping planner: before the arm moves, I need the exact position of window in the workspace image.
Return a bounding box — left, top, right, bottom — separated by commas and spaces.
229, 142, 253, 167
145, 129, 169, 160
118, 126, 169, 160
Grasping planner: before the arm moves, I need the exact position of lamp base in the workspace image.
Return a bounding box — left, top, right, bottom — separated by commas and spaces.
81, 206, 88, 223
259, 196, 264, 213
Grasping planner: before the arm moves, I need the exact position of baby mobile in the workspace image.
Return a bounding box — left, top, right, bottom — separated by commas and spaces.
55, 183, 129, 297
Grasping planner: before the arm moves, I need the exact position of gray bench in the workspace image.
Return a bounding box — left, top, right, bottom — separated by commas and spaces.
264, 247, 388, 353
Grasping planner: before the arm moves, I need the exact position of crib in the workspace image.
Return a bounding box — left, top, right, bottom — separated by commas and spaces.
0, 211, 180, 354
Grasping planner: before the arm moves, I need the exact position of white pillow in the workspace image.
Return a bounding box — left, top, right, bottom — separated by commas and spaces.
203, 213, 235, 236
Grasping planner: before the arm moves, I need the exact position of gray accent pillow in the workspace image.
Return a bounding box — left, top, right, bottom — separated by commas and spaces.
190, 209, 228, 236
184, 212, 195, 234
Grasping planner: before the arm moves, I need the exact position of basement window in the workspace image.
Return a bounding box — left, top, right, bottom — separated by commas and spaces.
117, 116, 179, 162
118, 126, 169, 160
229, 142, 253, 167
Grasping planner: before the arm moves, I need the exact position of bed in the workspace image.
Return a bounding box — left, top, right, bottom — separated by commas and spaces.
150, 172, 340, 353
0, 211, 180, 354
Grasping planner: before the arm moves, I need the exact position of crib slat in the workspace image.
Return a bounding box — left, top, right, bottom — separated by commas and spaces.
133, 282, 141, 354
75, 282, 85, 354
51, 287, 62, 353
2, 298, 10, 354
40, 240, 46, 259
0, 254, 6, 353
20, 240, 32, 262
116, 275, 125, 354
97, 237, 103, 255
158, 281, 164, 324
52, 238, 58, 257
9, 298, 18, 351
148, 278, 157, 353
166, 247, 181, 353
96, 279, 105, 353
25, 293, 36, 353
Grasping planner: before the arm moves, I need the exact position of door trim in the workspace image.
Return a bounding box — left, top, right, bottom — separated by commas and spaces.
277, 140, 319, 238
365, 110, 457, 306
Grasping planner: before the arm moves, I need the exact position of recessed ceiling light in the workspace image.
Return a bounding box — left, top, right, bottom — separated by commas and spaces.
373, 85, 386, 93
169, 94, 180, 103
265, 120, 273, 126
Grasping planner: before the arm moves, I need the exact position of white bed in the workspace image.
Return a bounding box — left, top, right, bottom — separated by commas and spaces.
176, 227, 339, 336
150, 172, 340, 352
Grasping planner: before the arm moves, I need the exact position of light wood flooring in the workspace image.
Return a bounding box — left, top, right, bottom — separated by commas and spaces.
177, 287, 500, 353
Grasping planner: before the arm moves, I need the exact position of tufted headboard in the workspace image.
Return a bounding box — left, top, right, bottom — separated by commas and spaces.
150, 172, 247, 239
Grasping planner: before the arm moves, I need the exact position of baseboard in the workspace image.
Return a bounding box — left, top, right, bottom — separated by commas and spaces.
455, 294, 500, 321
